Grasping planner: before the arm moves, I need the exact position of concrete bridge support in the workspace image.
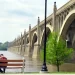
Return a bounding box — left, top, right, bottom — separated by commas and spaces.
32, 17, 40, 58
24, 25, 32, 57
25, 44, 30, 56
32, 43, 40, 58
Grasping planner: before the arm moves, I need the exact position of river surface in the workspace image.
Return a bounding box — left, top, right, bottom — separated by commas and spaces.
0, 51, 42, 73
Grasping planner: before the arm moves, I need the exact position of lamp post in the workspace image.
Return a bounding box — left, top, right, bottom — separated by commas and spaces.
41, 0, 48, 72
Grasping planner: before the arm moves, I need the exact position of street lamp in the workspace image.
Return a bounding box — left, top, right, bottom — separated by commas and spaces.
41, 0, 48, 72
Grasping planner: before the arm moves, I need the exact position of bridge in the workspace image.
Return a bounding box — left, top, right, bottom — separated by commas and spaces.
8, 0, 75, 59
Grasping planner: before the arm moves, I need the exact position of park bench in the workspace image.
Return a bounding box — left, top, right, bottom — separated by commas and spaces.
0, 58, 25, 73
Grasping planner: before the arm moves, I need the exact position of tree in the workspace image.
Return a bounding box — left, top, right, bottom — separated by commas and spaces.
0, 41, 9, 50
40, 32, 73, 72
46, 32, 73, 72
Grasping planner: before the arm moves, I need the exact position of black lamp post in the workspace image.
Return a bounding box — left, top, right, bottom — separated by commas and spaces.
41, 0, 48, 72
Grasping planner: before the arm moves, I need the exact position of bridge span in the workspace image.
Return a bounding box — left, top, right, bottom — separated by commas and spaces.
8, 0, 75, 60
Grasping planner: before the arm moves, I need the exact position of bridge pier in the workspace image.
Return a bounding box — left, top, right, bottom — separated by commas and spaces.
32, 43, 40, 58
20, 45, 24, 56
24, 44, 31, 56
18, 46, 20, 54
32, 17, 40, 58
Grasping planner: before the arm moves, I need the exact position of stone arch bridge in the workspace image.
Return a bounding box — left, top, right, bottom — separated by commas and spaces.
8, 0, 75, 59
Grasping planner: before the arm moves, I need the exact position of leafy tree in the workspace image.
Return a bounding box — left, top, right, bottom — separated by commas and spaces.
0, 41, 9, 50
46, 32, 73, 72
40, 32, 73, 72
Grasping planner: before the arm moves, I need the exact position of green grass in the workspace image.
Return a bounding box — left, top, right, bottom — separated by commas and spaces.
48, 72, 75, 74
0, 72, 75, 74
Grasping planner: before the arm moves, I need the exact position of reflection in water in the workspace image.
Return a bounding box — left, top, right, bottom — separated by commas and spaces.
0, 51, 42, 72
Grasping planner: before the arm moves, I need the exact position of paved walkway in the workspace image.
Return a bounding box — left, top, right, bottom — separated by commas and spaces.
0, 73, 75, 75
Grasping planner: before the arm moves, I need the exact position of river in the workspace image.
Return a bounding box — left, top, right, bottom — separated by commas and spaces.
0, 51, 42, 73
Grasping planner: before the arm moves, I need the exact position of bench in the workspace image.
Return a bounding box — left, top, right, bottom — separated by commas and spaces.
0, 58, 25, 73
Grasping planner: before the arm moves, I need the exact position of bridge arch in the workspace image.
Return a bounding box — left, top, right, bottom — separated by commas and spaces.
40, 25, 51, 49
59, 10, 75, 62
59, 10, 75, 39
30, 32, 37, 56
26, 37, 29, 44
46, 24, 53, 32
32, 32, 37, 44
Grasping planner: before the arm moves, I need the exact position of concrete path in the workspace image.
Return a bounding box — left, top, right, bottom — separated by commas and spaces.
0, 73, 75, 75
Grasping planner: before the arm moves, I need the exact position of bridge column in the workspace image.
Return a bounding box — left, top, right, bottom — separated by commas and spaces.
63, 12, 65, 20
14, 38, 17, 53
32, 17, 40, 58
18, 37, 21, 54
61, 14, 63, 25
16, 38, 19, 54
25, 24, 31, 56
65, 11, 68, 17
23, 30, 26, 56
12, 41, 15, 52
17, 36, 20, 54
60, 14, 63, 28
57, 15, 60, 32
17, 36, 19, 54
53, 2, 57, 32
21, 33, 25, 56
15, 38, 18, 53
58, 15, 62, 31
20, 33, 23, 55
56, 16, 59, 32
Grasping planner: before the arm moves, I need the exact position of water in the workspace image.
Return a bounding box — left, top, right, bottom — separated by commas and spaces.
0, 51, 42, 73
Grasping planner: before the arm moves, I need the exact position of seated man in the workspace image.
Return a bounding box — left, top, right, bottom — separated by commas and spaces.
0, 54, 3, 73
0, 54, 7, 73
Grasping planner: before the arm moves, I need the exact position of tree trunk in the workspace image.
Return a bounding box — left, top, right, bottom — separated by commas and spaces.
57, 64, 59, 72
57, 60, 59, 72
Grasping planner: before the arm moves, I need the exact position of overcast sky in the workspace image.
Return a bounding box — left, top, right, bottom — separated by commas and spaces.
0, 0, 69, 43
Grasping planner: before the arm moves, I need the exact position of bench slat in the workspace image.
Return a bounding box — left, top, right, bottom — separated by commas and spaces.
7, 67, 25, 69
7, 67, 22, 69
0, 63, 25, 66
0, 60, 23, 62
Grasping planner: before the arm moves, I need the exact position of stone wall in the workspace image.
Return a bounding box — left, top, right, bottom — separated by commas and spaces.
47, 63, 75, 72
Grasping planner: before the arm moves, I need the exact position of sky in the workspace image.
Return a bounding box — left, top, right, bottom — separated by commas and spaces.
0, 0, 69, 43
